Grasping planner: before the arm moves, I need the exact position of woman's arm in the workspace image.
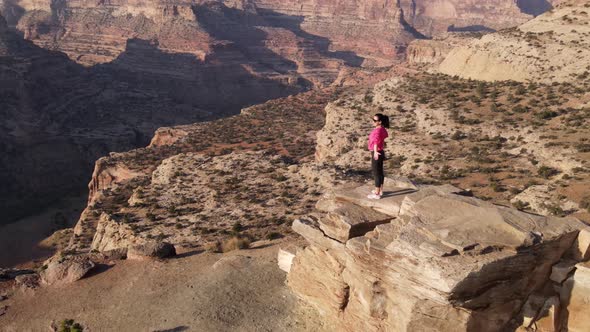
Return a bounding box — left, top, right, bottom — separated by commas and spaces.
373, 143, 380, 160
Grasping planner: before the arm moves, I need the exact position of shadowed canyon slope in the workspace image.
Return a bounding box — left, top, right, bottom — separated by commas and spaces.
0, 11, 301, 224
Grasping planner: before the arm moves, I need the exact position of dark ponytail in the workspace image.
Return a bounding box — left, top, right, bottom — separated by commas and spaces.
375, 113, 390, 128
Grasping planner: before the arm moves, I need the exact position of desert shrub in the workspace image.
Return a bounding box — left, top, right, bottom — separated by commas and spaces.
439, 165, 463, 180
59, 319, 83, 332
538, 166, 559, 179
535, 110, 559, 120
512, 200, 530, 211
204, 241, 222, 253
509, 187, 522, 195
231, 221, 243, 235
388, 155, 407, 168
544, 204, 568, 217
222, 236, 250, 252
451, 131, 467, 140
265, 232, 283, 240
490, 181, 505, 192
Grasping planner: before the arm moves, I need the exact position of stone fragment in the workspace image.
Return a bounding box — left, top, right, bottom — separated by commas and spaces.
571, 229, 590, 262
40, 255, 95, 285
318, 201, 392, 243
550, 260, 576, 283
278, 245, 299, 273
127, 241, 176, 260
287, 245, 349, 316
559, 262, 590, 332
292, 218, 345, 254
14, 273, 40, 290
0, 268, 35, 281
101, 248, 128, 260
520, 294, 550, 328
533, 296, 560, 332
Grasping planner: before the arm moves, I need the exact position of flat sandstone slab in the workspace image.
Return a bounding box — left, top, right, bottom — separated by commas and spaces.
334, 184, 415, 216
319, 201, 393, 243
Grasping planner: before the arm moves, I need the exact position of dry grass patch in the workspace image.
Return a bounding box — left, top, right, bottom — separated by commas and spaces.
222, 236, 251, 252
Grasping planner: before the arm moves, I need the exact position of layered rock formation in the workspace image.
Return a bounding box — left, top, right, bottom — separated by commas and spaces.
399, 0, 533, 36
284, 181, 590, 331
9, 0, 367, 79
4, 0, 558, 70
438, 0, 590, 82
406, 33, 474, 65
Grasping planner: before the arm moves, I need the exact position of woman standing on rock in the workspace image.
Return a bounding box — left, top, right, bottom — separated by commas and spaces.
367, 113, 389, 200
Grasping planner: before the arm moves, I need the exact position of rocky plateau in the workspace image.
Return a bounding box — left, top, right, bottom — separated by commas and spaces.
439, 0, 590, 82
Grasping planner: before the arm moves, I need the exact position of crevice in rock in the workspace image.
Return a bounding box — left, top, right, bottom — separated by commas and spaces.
340, 284, 350, 311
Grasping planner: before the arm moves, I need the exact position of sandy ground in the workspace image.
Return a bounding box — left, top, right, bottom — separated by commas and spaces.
0, 196, 86, 268
0, 241, 327, 332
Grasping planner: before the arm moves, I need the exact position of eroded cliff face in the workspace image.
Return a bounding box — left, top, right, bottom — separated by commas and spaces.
7, 0, 373, 83
3, 0, 558, 72
399, 0, 534, 36
406, 33, 474, 65
284, 181, 590, 331
250, 0, 415, 65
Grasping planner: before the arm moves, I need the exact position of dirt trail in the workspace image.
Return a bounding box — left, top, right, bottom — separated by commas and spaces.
0, 241, 326, 332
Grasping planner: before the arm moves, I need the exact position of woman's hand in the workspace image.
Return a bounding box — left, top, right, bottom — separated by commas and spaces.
373, 151, 380, 160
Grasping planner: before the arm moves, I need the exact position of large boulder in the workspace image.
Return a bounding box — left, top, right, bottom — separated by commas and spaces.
127, 241, 176, 260
40, 255, 95, 286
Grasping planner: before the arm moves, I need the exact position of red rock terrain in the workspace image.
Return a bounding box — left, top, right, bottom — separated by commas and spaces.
0, 0, 559, 225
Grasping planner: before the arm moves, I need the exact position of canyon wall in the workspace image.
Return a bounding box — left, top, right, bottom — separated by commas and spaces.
399, 0, 533, 36
2, 0, 558, 70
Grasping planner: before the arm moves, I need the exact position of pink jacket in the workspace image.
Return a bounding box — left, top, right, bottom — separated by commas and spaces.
368, 127, 388, 151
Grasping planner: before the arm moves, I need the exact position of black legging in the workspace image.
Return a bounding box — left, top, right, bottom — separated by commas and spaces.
371, 150, 385, 187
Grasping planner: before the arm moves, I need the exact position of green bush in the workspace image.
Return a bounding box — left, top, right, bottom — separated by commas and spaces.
59, 319, 83, 332
535, 110, 559, 120
538, 166, 559, 179
512, 200, 529, 211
